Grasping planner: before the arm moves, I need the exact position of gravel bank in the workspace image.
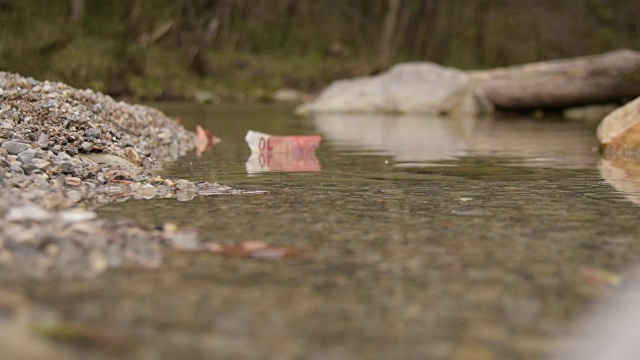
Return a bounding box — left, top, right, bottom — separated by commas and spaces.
0, 72, 250, 279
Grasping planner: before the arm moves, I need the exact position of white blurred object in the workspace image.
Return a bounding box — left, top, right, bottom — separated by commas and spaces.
551, 266, 640, 360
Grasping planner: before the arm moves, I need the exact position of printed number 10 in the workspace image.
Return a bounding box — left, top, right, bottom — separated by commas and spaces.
258, 137, 273, 151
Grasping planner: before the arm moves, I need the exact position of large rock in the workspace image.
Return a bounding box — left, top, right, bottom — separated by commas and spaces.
597, 96, 640, 153
297, 62, 492, 116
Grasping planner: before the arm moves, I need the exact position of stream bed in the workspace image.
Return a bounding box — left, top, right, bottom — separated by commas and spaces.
3, 104, 640, 360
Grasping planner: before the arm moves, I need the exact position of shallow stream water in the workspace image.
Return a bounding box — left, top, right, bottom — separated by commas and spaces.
4, 104, 640, 359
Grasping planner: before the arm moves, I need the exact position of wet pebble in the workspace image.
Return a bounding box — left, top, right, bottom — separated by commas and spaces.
136, 184, 157, 199
175, 179, 195, 191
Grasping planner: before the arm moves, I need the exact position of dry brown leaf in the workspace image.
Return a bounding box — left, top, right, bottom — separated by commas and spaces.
195, 125, 221, 157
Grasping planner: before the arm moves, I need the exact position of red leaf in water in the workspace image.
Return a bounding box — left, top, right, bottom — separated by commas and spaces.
176, 116, 184, 126
203, 127, 221, 145
195, 125, 221, 157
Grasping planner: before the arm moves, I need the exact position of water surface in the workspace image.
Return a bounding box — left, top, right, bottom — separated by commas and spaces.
7, 104, 640, 359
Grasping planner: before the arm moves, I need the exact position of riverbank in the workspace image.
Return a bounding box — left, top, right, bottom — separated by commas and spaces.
0, 71, 259, 279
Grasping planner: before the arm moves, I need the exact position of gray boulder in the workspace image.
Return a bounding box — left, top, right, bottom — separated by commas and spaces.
297, 62, 492, 116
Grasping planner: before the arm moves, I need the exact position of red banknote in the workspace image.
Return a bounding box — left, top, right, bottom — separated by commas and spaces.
245, 130, 322, 154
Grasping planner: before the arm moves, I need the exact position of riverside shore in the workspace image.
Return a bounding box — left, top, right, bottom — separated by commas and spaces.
0, 72, 253, 279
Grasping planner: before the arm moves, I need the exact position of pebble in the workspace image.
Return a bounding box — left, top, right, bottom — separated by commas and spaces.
16, 148, 36, 164
170, 230, 201, 251
80, 142, 93, 152
176, 191, 196, 202
5, 205, 53, 222
31, 158, 50, 170
59, 209, 97, 223
2, 140, 29, 155
136, 184, 157, 199
9, 164, 24, 174
66, 190, 83, 203
37, 133, 49, 149
124, 147, 141, 166
84, 128, 101, 138
175, 179, 195, 191
20, 162, 39, 175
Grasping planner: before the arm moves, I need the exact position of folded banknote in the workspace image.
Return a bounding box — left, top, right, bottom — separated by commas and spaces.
245, 130, 322, 153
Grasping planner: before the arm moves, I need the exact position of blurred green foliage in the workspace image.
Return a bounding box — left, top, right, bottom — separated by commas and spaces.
0, 0, 638, 101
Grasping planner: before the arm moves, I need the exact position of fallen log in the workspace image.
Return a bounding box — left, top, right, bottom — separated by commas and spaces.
468, 49, 640, 110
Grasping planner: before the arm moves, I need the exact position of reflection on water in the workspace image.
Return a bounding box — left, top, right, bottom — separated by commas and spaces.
599, 157, 640, 205
246, 152, 321, 173
313, 113, 473, 162
565, 157, 640, 359
314, 113, 598, 168
5, 104, 640, 360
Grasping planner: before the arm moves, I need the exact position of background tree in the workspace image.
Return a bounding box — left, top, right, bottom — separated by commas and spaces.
0, 0, 637, 100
